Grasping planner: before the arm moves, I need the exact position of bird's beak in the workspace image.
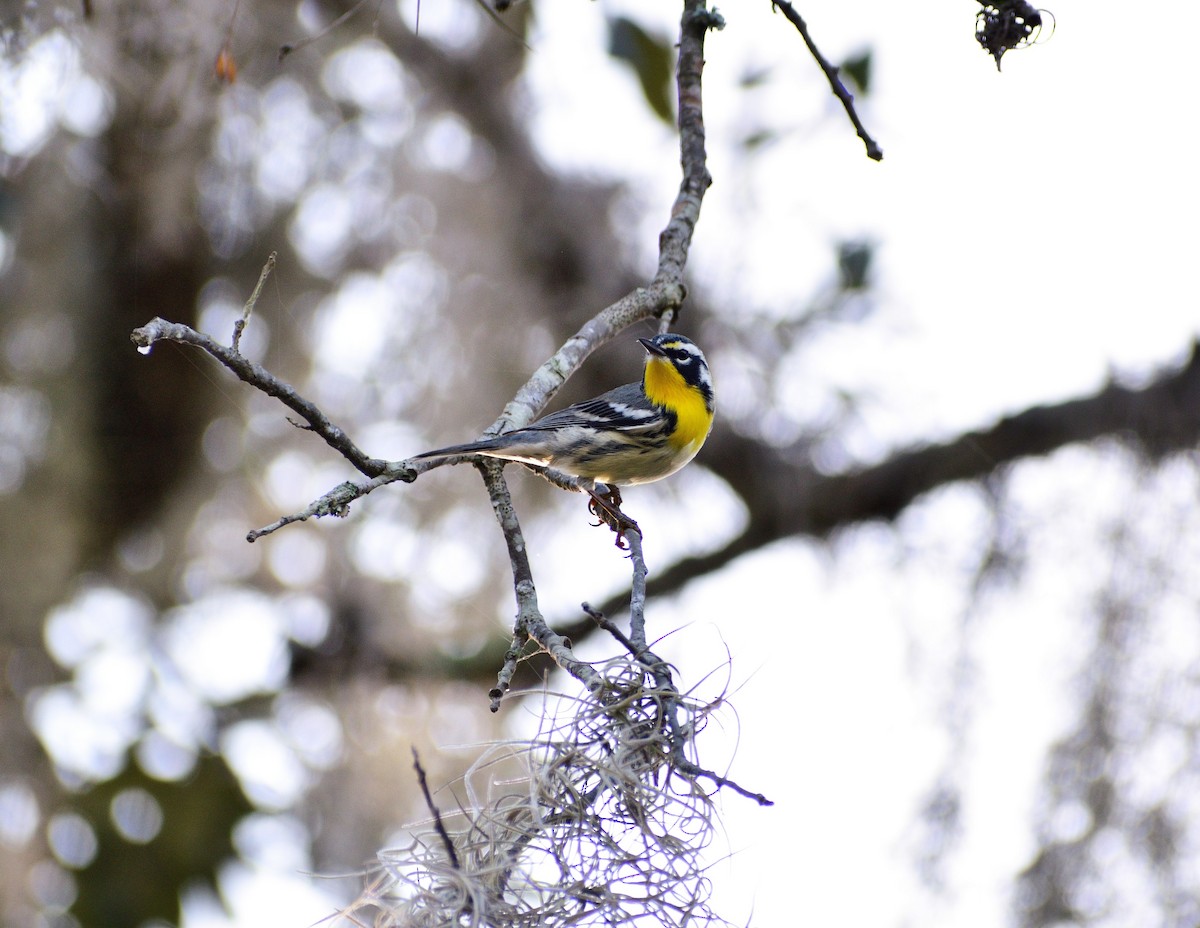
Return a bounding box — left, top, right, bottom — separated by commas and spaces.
638, 337, 667, 357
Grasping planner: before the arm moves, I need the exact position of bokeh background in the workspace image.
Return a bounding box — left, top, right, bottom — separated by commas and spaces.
2, 0, 1200, 925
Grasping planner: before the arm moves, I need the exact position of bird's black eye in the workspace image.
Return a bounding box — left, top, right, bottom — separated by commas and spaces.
670, 348, 691, 363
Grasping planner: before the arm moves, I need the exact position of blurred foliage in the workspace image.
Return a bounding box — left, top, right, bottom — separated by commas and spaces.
71, 756, 252, 926
839, 49, 872, 95
606, 15, 676, 125
836, 239, 873, 291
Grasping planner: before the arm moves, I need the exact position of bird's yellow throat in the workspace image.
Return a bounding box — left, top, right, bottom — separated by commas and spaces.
642, 356, 713, 451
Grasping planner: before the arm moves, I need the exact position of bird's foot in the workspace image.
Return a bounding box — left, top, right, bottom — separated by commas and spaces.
586, 483, 639, 547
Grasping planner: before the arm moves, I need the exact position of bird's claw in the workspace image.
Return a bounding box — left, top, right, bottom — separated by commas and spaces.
586, 484, 639, 547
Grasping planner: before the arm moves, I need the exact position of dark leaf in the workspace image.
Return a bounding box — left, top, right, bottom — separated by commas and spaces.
840, 50, 872, 95
739, 66, 772, 89
838, 240, 874, 291
740, 128, 778, 152
607, 16, 675, 125
69, 755, 254, 926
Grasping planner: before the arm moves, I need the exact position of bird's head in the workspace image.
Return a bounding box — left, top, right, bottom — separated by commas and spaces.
638, 333, 714, 413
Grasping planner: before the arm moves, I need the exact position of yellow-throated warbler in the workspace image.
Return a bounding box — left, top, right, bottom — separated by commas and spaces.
413, 333, 714, 487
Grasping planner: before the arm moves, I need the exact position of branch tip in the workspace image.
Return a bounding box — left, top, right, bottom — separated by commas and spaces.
771, 0, 883, 161
411, 747, 462, 871
232, 251, 276, 352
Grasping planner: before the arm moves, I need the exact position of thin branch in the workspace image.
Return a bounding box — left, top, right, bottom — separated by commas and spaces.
680, 755, 775, 805
411, 747, 462, 871
486, 289, 686, 438
244, 470, 407, 542
582, 603, 635, 652
625, 528, 650, 651
771, 0, 884, 161
654, 1, 722, 286
231, 251, 275, 352
489, 629, 530, 712
278, 0, 369, 61
479, 460, 603, 710
131, 317, 391, 479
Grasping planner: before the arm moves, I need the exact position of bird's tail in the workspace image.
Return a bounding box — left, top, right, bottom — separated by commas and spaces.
411, 432, 550, 471
411, 438, 500, 461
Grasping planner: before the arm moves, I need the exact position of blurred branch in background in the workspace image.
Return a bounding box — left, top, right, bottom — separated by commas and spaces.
597, 343, 1200, 616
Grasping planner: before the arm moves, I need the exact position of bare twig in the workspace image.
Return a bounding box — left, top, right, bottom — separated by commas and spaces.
625, 528, 650, 651
490, 630, 530, 712
480, 460, 602, 710
231, 251, 275, 352
661, 2, 722, 281
244, 469, 410, 541
681, 756, 775, 805
582, 602, 636, 652
486, 288, 687, 440
278, 0, 368, 61
771, 0, 884, 161
131, 317, 393, 479
411, 747, 461, 871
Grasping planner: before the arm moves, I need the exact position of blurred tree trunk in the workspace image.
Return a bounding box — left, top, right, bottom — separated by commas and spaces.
1, 2, 241, 922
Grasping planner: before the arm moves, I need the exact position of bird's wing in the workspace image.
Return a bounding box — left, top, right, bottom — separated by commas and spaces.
519, 383, 663, 434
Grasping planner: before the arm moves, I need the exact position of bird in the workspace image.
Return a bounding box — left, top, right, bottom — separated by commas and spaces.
411, 332, 714, 490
